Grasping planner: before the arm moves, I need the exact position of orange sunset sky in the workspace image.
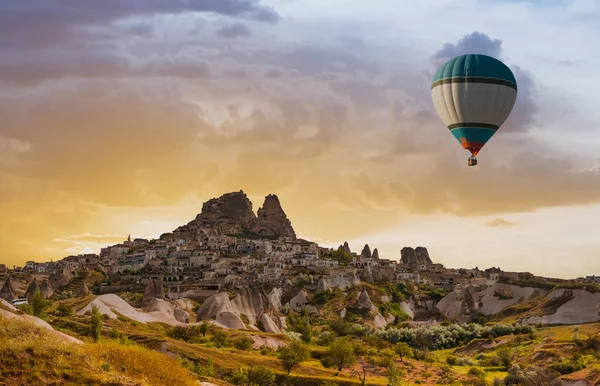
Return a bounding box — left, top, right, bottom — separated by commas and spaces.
1, 1, 600, 278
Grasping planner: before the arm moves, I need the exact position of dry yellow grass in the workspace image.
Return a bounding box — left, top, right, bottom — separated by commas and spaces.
0, 315, 198, 386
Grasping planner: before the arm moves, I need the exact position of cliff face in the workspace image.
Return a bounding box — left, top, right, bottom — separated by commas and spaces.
166, 191, 296, 241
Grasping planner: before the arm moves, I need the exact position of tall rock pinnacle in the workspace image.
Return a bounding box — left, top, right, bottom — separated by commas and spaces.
252, 194, 296, 239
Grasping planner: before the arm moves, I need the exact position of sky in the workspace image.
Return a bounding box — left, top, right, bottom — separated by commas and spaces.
1, 0, 600, 278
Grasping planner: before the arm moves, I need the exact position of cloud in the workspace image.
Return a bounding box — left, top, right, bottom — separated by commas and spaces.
215, 23, 252, 39
485, 218, 517, 227
432, 32, 503, 64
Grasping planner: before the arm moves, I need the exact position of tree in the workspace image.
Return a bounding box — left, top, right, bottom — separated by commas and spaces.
212, 330, 228, 348
248, 365, 275, 386
377, 348, 396, 369
322, 338, 357, 372
299, 318, 312, 343
353, 356, 378, 386
278, 340, 310, 374
199, 321, 210, 337
385, 361, 404, 386
234, 336, 254, 351
394, 342, 413, 363
365, 335, 390, 353
30, 290, 50, 317
91, 304, 103, 342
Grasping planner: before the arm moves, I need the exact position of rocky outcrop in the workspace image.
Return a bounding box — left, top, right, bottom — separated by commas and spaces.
40, 279, 54, 298
77, 280, 91, 297
142, 279, 165, 307
355, 289, 388, 329
49, 268, 73, 290
361, 244, 372, 258
0, 277, 17, 301
197, 288, 283, 331
252, 194, 296, 239
317, 272, 360, 291
338, 242, 351, 254
356, 289, 375, 309
288, 289, 318, 314
400, 247, 433, 266
174, 307, 190, 323
372, 248, 380, 259
437, 283, 541, 322
25, 279, 41, 299
169, 191, 296, 241
80, 294, 183, 325
0, 308, 83, 344
520, 289, 600, 325
260, 313, 282, 334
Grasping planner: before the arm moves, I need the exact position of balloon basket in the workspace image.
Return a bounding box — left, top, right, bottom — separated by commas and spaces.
468, 156, 478, 166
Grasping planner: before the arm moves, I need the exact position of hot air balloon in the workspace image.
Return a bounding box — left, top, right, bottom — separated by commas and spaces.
430, 54, 517, 166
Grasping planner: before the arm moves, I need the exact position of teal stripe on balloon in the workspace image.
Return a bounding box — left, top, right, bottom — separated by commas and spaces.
432, 54, 516, 86
450, 127, 496, 145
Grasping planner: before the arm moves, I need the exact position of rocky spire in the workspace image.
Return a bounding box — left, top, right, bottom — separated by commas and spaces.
25, 279, 41, 299
372, 248, 380, 259
361, 244, 372, 258
252, 194, 296, 239
401, 247, 433, 266
0, 277, 17, 301
338, 242, 351, 254
40, 279, 54, 298
77, 280, 91, 297
142, 278, 165, 307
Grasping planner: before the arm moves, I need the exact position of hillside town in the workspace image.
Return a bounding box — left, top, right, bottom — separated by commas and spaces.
2, 190, 585, 304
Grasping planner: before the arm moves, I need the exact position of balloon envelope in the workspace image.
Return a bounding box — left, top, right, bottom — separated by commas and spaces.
431, 54, 517, 156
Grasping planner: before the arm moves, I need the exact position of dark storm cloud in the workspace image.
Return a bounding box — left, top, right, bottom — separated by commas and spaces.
215, 23, 252, 38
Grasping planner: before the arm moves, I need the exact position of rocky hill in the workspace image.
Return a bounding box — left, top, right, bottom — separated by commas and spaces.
164, 190, 296, 241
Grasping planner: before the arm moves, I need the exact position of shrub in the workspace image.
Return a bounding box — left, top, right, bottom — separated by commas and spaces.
468, 367, 486, 379
211, 330, 228, 348
446, 356, 458, 366
234, 335, 254, 351
315, 290, 335, 304
248, 365, 276, 386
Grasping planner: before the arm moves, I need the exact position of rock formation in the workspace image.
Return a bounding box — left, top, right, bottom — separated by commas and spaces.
360, 244, 372, 258
174, 308, 190, 324
142, 279, 166, 307
40, 279, 54, 298
356, 289, 375, 310
196, 288, 283, 331
25, 279, 41, 299
167, 191, 296, 241
372, 248, 380, 259
252, 194, 296, 239
400, 247, 433, 266
338, 242, 352, 254
287, 289, 318, 314
49, 268, 73, 290
77, 280, 91, 297
0, 277, 17, 301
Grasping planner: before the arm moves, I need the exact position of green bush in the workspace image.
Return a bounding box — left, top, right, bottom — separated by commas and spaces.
234, 336, 254, 351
